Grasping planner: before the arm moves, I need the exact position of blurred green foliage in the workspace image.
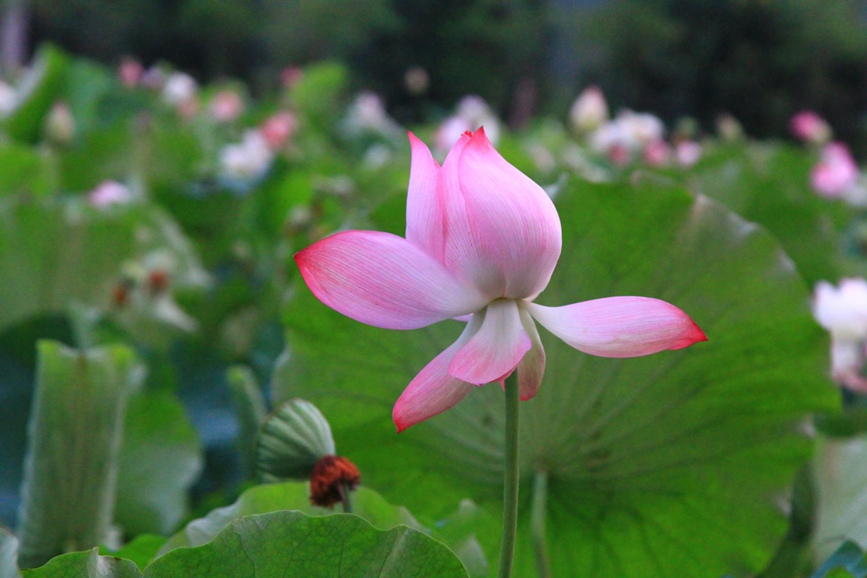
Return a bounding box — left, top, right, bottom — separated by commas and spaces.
20, 0, 867, 147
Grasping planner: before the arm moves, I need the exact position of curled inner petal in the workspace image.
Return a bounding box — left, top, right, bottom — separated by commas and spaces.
406, 132, 446, 262
527, 297, 707, 358
444, 129, 562, 300
295, 230, 487, 330
449, 299, 532, 385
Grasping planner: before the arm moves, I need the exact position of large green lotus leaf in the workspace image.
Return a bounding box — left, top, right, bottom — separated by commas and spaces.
148, 511, 467, 578
685, 142, 857, 284
281, 178, 838, 577
161, 481, 419, 553
16, 341, 139, 569
114, 390, 203, 536
0, 197, 207, 332
101, 535, 167, 572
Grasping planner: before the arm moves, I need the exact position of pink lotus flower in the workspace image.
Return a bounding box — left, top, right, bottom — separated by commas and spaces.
295, 129, 706, 431
811, 142, 860, 198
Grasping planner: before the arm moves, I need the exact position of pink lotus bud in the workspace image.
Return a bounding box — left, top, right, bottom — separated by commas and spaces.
261, 111, 297, 150
436, 116, 471, 152
813, 278, 867, 391
675, 140, 702, 167
162, 72, 198, 108
281, 67, 303, 89
608, 144, 631, 166
569, 86, 608, 134
210, 89, 245, 123
791, 110, 831, 144
118, 58, 143, 88
643, 139, 670, 166
811, 142, 860, 198
220, 130, 274, 179
44, 101, 75, 145
88, 181, 133, 208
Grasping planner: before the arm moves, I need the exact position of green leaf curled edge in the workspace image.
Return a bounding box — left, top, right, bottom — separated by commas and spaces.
147, 511, 468, 578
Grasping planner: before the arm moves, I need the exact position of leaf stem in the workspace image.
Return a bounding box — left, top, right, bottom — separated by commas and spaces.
531, 470, 551, 578
498, 375, 521, 578
340, 481, 354, 514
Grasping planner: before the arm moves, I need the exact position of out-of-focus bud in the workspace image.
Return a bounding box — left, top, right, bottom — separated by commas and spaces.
209, 89, 244, 123
261, 111, 297, 150
342, 91, 404, 142
404, 66, 430, 96
813, 278, 867, 391
715, 113, 744, 142
791, 110, 832, 145
220, 130, 274, 180
118, 57, 143, 88
140, 66, 165, 91
569, 85, 608, 135
434, 95, 501, 154
643, 139, 670, 166
436, 116, 471, 152
811, 142, 860, 199
88, 181, 133, 208
281, 66, 303, 89
675, 140, 702, 167
162, 72, 198, 113
44, 101, 75, 145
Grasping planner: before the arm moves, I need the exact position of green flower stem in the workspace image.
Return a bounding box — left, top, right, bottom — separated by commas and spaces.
340, 481, 354, 514
531, 470, 551, 578
498, 375, 521, 578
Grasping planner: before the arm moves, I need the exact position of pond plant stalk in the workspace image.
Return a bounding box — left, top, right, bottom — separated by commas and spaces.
498, 374, 521, 578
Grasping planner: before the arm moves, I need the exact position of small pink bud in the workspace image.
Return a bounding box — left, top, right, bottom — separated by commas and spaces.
260, 111, 297, 150
675, 140, 702, 167
569, 86, 608, 134
811, 142, 859, 198
210, 90, 244, 123
118, 58, 143, 88
281, 66, 303, 89
791, 110, 831, 144
44, 101, 75, 145
643, 139, 670, 166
